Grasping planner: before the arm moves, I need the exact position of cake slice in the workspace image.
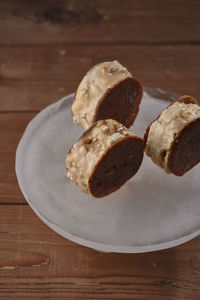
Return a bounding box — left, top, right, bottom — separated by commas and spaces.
66, 119, 144, 197
144, 95, 200, 176
72, 60, 142, 129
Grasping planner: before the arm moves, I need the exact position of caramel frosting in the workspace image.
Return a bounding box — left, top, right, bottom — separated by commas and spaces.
72, 61, 132, 129
66, 119, 136, 193
146, 100, 200, 172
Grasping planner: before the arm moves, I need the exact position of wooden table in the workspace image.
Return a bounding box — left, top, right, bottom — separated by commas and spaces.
1, 1, 200, 299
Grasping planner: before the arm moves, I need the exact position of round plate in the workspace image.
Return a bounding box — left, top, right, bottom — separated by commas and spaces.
15, 88, 200, 253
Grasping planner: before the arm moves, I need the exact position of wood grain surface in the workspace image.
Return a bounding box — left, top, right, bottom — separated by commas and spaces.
1, 0, 200, 46
1, 45, 200, 111
1, 0, 200, 299
0, 205, 200, 299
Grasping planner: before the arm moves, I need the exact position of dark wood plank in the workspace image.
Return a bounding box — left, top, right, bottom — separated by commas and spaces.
0, 44, 200, 111
0, 0, 200, 46
1, 2, 200, 299
0, 205, 200, 299
0, 113, 35, 203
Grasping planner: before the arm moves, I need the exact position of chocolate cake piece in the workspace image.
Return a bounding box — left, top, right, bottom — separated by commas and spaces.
144, 95, 200, 176
72, 61, 142, 129
66, 119, 144, 198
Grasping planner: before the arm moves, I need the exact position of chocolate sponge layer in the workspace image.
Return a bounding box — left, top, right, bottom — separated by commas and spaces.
89, 136, 144, 197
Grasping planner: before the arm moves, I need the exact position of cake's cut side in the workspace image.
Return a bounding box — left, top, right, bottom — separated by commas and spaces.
89, 136, 144, 198
66, 119, 144, 197
94, 77, 142, 128
167, 118, 200, 176
144, 95, 200, 176
72, 60, 142, 129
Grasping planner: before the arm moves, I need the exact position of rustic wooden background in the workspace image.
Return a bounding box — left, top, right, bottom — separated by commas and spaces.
1, 0, 200, 299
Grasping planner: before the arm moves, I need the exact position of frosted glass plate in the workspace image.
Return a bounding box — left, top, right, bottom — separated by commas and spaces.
15, 88, 200, 253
